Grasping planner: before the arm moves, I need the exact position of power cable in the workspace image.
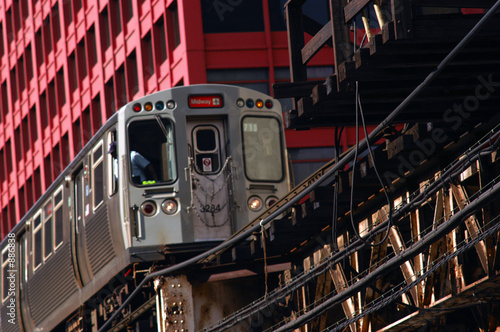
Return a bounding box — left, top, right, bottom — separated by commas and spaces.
350, 81, 393, 247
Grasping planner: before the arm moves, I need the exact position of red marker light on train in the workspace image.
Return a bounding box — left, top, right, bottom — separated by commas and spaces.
265, 100, 273, 108
133, 103, 142, 112
141, 201, 157, 216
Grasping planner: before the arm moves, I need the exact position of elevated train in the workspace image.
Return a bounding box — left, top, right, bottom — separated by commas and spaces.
0, 84, 290, 331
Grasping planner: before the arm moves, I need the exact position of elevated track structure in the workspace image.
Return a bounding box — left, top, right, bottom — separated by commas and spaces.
99, 1, 500, 331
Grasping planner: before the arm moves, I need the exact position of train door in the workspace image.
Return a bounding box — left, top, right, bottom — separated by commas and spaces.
71, 162, 92, 286
186, 118, 234, 241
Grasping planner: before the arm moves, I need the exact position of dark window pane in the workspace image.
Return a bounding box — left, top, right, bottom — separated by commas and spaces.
44, 217, 52, 258
196, 129, 216, 151
34, 214, 41, 228
55, 207, 63, 246
34, 230, 42, 269
128, 118, 176, 185
201, 0, 264, 33
94, 162, 104, 208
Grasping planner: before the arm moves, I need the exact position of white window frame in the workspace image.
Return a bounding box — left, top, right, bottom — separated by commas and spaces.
43, 198, 53, 261
32, 211, 43, 272
53, 186, 64, 250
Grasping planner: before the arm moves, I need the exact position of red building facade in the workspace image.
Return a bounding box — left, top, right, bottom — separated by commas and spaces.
0, 0, 339, 237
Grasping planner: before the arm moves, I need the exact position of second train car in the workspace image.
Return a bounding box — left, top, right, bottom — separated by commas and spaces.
0, 84, 290, 331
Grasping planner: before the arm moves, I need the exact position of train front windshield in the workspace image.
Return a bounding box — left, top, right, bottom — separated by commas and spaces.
242, 116, 284, 182
128, 117, 177, 185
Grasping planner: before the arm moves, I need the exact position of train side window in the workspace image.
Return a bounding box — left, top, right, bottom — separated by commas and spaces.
2, 248, 9, 302
54, 186, 64, 249
21, 236, 28, 283
192, 126, 221, 174
43, 199, 53, 260
32, 212, 42, 271
92, 141, 104, 209
242, 116, 284, 182
128, 117, 176, 185
108, 131, 118, 196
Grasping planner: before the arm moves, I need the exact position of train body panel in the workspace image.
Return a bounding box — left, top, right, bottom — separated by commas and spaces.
0, 84, 289, 332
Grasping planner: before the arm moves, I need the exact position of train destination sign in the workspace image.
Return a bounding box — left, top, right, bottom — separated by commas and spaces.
188, 95, 223, 108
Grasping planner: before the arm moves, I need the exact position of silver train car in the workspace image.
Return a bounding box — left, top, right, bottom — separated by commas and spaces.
0, 84, 290, 331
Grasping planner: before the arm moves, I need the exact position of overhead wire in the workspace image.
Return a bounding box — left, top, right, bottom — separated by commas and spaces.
350, 81, 393, 247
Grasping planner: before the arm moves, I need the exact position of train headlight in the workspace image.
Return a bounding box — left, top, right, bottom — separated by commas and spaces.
161, 199, 178, 215
256, 99, 263, 108
248, 196, 263, 212
266, 196, 278, 208
236, 98, 245, 107
166, 100, 176, 109
140, 201, 157, 217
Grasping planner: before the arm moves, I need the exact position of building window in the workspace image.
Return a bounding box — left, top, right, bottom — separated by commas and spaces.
5, 140, 13, 176
17, 55, 26, 93
47, 79, 57, 119
76, 39, 87, 81
43, 16, 53, 55
87, 24, 97, 69
35, 28, 44, 67
52, 4, 61, 44
39, 91, 49, 133
153, 16, 167, 65
63, 0, 73, 25
126, 50, 139, 97
0, 22, 4, 58
15, 127, 22, 165
201, 0, 264, 33
99, 7, 111, 51
68, 51, 78, 92
25, 43, 34, 83
142, 32, 154, 81
29, 106, 38, 143
169, 1, 181, 48
10, 67, 18, 103
110, 0, 122, 37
